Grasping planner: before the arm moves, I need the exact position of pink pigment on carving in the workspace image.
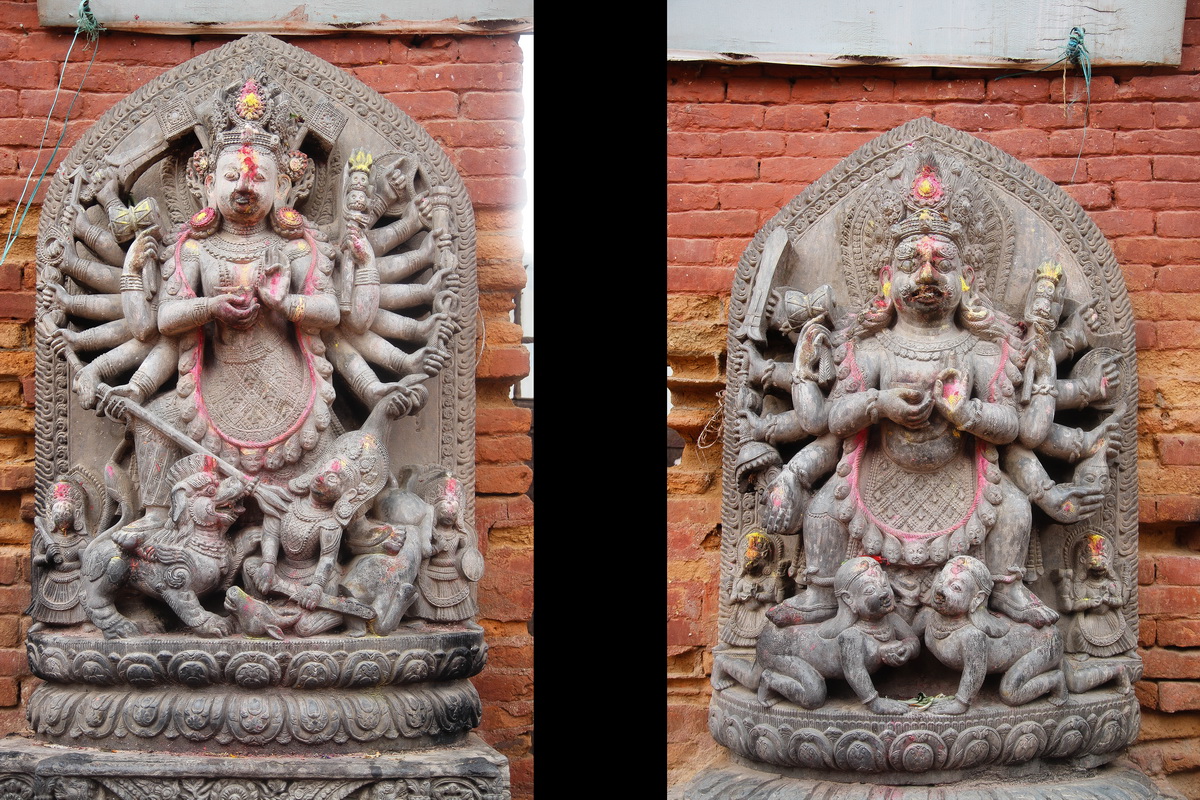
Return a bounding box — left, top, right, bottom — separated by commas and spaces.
847, 433, 988, 543
192, 327, 319, 450
238, 144, 260, 182
842, 341, 866, 392
171, 234, 198, 299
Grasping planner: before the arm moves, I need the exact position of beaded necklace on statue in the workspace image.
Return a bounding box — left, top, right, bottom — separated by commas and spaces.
201, 221, 273, 264
877, 329, 976, 362
203, 231, 273, 295
926, 610, 974, 640
855, 617, 897, 643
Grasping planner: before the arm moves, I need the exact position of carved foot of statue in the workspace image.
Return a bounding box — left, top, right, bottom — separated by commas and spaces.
712, 653, 760, 691
867, 696, 911, 716
927, 697, 969, 715
101, 617, 142, 640
766, 588, 835, 626
193, 614, 235, 638
1048, 676, 1069, 707
1116, 664, 1134, 694
711, 658, 734, 691
757, 670, 782, 708
989, 581, 1059, 627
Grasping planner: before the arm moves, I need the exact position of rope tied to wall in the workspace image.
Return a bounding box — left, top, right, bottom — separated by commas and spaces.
0, 0, 104, 267
993, 26, 1092, 183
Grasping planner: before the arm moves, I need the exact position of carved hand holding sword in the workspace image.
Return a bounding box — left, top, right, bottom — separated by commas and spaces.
56, 346, 379, 621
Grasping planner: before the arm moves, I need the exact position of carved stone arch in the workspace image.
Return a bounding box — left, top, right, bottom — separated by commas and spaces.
713, 118, 1140, 778
35, 33, 478, 526
720, 117, 1136, 644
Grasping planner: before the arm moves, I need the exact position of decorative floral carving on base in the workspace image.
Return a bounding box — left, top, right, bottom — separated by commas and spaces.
681, 760, 1171, 800
29, 680, 482, 752
28, 629, 487, 690
0, 775, 510, 800
0, 736, 510, 800
710, 684, 1139, 774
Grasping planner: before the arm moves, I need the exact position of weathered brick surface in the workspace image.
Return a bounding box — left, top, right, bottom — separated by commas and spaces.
0, 13, 531, 798
668, 9, 1200, 793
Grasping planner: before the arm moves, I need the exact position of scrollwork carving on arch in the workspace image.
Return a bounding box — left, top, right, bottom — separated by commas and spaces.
31, 33, 485, 650
713, 117, 1141, 777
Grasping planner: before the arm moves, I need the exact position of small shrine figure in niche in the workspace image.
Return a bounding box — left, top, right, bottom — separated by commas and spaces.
409, 469, 483, 622
1052, 532, 1136, 694
28, 478, 92, 630
725, 531, 785, 645
1056, 534, 1124, 645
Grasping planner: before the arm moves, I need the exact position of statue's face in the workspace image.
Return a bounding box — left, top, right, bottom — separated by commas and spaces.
931, 561, 976, 616
208, 146, 279, 224
846, 564, 894, 620
890, 234, 963, 322
435, 477, 461, 523
311, 460, 346, 504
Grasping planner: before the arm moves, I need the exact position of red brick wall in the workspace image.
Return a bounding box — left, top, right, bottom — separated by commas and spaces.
668, 2, 1200, 795
0, 3, 532, 797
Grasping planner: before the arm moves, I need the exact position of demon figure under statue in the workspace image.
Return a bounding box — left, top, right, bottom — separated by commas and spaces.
20, 41, 502, 797
705, 119, 1145, 790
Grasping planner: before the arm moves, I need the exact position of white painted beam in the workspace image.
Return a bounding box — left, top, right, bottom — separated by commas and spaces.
668, 0, 1185, 68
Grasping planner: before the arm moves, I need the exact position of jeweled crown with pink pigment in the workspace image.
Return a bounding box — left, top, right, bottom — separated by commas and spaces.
198, 65, 305, 170
888, 151, 965, 242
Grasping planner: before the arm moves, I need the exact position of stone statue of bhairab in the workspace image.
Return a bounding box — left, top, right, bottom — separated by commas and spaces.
692, 118, 1169, 799
9, 34, 509, 800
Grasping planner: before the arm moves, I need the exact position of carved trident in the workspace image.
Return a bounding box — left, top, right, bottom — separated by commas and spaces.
422, 186, 462, 353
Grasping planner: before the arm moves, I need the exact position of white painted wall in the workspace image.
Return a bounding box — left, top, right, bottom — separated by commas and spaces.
668, 0, 1186, 68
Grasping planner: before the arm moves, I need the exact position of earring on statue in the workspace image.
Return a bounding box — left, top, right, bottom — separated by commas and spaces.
188, 207, 218, 238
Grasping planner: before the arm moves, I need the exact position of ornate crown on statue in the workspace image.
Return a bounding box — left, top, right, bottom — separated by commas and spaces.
188, 65, 306, 181
888, 153, 966, 242
838, 145, 1014, 300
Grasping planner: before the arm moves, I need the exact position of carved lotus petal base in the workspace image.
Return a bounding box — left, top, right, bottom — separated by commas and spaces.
710, 684, 1139, 779
0, 733, 510, 800
28, 680, 482, 754
27, 625, 486, 689
675, 755, 1174, 800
